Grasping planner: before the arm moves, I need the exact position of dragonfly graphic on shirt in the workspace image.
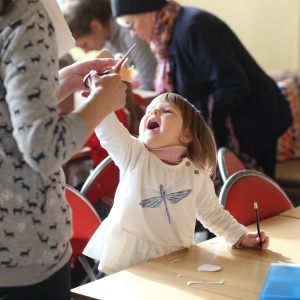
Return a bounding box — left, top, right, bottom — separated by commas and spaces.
139, 178, 192, 224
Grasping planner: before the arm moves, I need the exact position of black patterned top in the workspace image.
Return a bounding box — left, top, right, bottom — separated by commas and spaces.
0, 0, 86, 286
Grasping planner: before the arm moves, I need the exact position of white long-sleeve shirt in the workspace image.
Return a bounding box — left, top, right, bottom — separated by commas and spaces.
83, 113, 247, 274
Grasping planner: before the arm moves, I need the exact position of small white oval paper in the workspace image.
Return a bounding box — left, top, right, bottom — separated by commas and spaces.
197, 264, 221, 272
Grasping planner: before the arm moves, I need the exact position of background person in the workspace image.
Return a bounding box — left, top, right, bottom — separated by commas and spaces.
111, 0, 293, 179
63, 0, 157, 91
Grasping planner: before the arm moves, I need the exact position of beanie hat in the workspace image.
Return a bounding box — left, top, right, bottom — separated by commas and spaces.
111, 0, 167, 18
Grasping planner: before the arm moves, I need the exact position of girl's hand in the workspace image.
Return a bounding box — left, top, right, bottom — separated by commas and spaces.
88, 70, 127, 113
240, 231, 269, 250
73, 71, 127, 138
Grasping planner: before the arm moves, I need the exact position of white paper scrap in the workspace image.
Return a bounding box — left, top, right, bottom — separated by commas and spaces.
197, 264, 221, 272
187, 280, 204, 286
207, 280, 224, 284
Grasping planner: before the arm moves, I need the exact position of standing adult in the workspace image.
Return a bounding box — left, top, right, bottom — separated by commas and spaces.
63, 0, 157, 91
111, 0, 292, 178
0, 0, 126, 299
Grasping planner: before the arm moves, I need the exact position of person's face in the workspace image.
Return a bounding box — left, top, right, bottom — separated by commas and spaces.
75, 19, 108, 53
118, 12, 156, 42
139, 99, 190, 149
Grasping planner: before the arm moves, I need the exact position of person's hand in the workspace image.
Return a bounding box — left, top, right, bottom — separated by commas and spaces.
240, 231, 269, 250
73, 70, 127, 137
71, 58, 119, 91
88, 70, 127, 113
58, 57, 120, 102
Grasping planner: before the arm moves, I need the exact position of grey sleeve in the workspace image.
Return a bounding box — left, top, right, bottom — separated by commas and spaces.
2, 5, 86, 174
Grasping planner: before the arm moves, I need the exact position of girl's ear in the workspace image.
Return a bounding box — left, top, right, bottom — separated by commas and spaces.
180, 128, 193, 144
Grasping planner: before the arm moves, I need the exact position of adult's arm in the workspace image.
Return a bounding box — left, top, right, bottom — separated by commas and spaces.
3, 5, 126, 174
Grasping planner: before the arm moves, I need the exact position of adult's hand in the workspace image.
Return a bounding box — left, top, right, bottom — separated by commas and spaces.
88, 70, 127, 113
58, 58, 119, 101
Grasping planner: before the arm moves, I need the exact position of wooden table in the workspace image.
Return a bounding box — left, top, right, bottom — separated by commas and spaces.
71, 213, 300, 300
279, 205, 300, 219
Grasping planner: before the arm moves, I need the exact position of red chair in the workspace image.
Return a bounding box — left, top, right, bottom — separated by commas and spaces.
217, 147, 246, 183
219, 169, 294, 226
134, 92, 148, 110
80, 156, 119, 209
65, 184, 104, 283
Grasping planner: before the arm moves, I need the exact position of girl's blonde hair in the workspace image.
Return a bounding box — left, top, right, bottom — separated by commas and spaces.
156, 93, 217, 177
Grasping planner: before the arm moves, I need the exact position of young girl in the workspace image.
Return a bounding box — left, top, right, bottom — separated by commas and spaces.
83, 92, 269, 275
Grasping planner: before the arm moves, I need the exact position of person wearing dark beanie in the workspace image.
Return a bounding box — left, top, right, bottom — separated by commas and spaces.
111, 0, 292, 182
112, 0, 167, 18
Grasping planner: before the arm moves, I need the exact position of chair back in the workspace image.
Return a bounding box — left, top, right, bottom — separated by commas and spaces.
133, 92, 148, 110
84, 107, 127, 167
65, 184, 103, 282
65, 184, 101, 255
219, 170, 294, 226
217, 147, 246, 182
80, 156, 119, 208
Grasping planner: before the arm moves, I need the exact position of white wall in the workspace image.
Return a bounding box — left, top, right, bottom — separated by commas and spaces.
178, 0, 300, 71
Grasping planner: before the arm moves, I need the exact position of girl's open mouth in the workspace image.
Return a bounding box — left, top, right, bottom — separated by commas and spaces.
147, 120, 160, 130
